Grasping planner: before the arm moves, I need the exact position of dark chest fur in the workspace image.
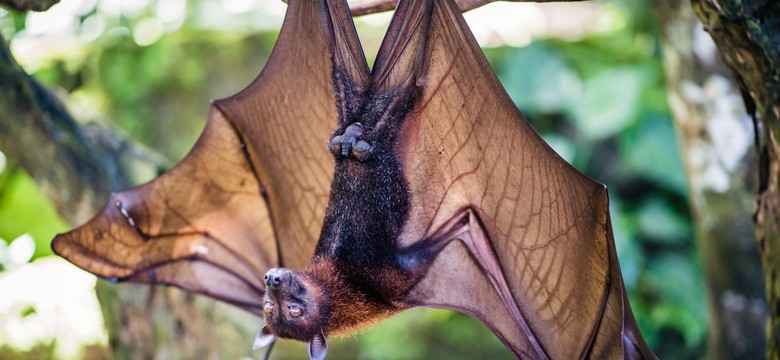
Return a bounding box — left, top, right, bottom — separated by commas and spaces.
312, 72, 418, 304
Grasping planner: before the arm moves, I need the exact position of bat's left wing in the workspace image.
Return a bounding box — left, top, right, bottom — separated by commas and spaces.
372, 0, 655, 358
50, 0, 366, 314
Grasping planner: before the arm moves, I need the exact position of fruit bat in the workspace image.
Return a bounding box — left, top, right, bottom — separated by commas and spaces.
52, 0, 656, 358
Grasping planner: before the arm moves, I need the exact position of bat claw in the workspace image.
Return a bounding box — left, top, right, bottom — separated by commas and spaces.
328, 123, 374, 160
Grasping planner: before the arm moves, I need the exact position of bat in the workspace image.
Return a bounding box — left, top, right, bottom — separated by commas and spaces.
51, 0, 655, 358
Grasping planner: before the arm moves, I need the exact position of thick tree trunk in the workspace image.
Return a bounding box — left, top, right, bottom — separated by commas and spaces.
689, 1, 780, 358
0, 34, 259, 359
651, 1, 767, 358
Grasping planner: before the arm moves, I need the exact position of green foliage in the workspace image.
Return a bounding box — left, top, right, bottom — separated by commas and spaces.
619, 116, 688, 195
88, 31, 276, 159
271, 308, 511, 360
0, 165, 67, 264
571, 66, 646, 140
498, 42, 579, 116
355, 309, 510, 360
0, 341, 56, 360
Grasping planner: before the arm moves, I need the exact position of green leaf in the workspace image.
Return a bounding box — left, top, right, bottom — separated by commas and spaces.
0, 170, 68, 261
495, 42, 581, 116
619, 115, 688, 195
643, 254, 708, 348
637, 198, 691, 245
568, 66, 645, 140
541, 134, 577, 164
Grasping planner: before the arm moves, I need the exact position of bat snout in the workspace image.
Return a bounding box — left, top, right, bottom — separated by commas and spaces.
264, 268, 292, 289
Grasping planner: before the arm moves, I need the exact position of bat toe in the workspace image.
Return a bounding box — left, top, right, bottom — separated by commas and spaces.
328, 123, 374, 160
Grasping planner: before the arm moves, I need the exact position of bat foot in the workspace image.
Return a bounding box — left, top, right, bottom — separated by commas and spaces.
328, 123, 374, 161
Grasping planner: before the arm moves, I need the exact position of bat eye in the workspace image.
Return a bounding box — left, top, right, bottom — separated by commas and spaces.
263, 302, 274, 314
288, 305, 303, 318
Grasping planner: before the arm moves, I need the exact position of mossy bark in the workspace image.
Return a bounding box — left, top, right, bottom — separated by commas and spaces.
690, 1, 780, 358
0, 0, 58, 12
652, 2, 767, 358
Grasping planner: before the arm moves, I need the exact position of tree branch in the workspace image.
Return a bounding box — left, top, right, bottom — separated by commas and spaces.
651, 0, 766, 357
278, 0, 586, 16
690, 1, 780, 357
0, 33, 167, 225
0, 0, 58, 12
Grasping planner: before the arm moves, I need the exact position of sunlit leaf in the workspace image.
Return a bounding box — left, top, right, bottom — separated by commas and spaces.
643, 254, 707, 348
620, 115, 688, 195
494, 42, 581, 115
569, 66, 645, 140
637, 198, 691, 245
541, 134, 577, 164
0, 171, 67, 260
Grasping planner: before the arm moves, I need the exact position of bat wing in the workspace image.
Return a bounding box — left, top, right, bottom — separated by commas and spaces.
374, 0, 655, 358
51, 0, 362, 315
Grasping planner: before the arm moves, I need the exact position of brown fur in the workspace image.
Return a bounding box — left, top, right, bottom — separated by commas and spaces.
302, 256, 410, 337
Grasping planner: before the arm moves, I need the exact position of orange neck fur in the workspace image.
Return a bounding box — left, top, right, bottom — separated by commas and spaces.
304, 256, 407, 336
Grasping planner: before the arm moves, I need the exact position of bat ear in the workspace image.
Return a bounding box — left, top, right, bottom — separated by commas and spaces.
307, 328, 328, 360
252, 325, 276, 351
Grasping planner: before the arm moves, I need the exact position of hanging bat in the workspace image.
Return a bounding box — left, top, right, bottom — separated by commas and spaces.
52, 0, 655, 358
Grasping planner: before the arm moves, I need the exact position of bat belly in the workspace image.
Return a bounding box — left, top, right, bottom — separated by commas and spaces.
314, 152, 413, 301
314, 76, 421, 302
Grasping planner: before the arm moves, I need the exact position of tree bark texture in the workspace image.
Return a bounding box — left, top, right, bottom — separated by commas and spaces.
0, 0, 58, 12
345, 0, 584, 16
278, 0, 587, 16
652, 1, 767, 358
0, 34, 259, 359
689, 1, 780, 357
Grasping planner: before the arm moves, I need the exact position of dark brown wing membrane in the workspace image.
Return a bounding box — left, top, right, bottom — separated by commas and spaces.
376, 0, 654, 358
213, 0, 358, 270
52, 108, 275, 314
52, 0, 342, 312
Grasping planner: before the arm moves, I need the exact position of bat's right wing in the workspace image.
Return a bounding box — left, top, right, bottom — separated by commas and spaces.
371, 0, 655, 358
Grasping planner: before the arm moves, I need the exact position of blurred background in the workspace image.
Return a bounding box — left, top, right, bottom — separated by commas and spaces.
0, 0, 764, 359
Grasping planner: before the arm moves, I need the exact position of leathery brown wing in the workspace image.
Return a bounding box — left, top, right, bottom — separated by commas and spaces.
52, 0, 656, 359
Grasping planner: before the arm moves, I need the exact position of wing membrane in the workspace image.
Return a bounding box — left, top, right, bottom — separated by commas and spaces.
52, 0, 343, 310
380, 0, 653, 357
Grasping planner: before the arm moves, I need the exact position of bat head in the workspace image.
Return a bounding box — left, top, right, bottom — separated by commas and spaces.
255, 268, 331, 359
